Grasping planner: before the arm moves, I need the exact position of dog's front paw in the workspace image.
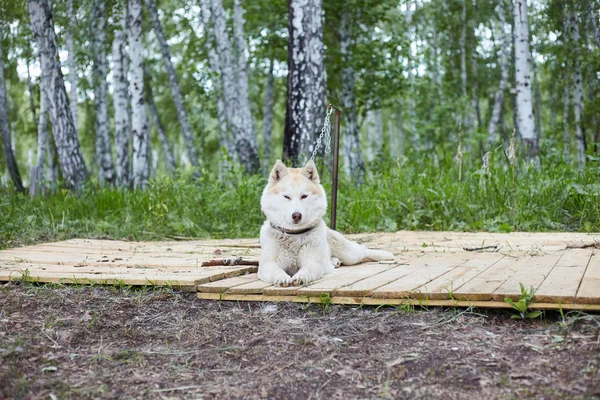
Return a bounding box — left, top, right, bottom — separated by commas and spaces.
291, 269, 318, 286
331, 257, 341, 268
272, 271, 293, 287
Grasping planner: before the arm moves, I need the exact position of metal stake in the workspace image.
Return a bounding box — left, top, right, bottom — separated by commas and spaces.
330, 105, 341, 230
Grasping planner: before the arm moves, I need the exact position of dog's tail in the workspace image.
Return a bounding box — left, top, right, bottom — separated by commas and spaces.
327, 229, 395, 266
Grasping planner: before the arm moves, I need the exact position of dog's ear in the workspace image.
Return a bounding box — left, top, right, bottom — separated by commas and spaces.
268, 160, 288, 185
301, 160, 320, 183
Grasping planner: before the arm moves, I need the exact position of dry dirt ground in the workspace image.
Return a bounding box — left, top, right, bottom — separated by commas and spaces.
1, 283, 599, 400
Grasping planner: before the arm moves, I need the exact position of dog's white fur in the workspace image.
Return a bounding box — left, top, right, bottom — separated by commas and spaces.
258, 159, 395, 286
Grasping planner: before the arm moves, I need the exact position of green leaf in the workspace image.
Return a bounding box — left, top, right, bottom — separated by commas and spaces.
525, 311, 542, 319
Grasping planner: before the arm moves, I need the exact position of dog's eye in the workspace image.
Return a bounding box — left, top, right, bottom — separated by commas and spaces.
283, 195, 291, 200
300, 194, 308, 200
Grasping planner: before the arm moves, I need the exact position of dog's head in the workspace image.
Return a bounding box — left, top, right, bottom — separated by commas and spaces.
261, 160, 327, 229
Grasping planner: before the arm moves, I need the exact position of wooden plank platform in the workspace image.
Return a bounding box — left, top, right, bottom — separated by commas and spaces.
1, 232, 599, 310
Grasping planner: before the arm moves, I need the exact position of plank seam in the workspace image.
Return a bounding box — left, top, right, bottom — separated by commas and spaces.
574, 249, 595, 304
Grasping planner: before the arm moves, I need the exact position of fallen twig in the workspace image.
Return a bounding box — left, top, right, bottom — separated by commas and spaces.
200, 257, 259, 267
565, 243, 600, 249
463, 245, 499, 252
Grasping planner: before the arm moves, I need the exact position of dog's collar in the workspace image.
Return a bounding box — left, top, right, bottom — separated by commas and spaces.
269, 222, 317, 235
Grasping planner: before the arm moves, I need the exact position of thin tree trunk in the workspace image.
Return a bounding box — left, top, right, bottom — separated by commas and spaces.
283, 0, 326, 165
569, 9, 586, 168
66, 0, 78, 135
26, 58, 38, 125
112, 0, 130, 187
146, 0, 199, 169
589, 1, 600, 48
513, 0, 538, 158
373, 109, 383, 158
146, 83, 177, 175
488, 2, 510, 146
549, 77, 557, 132
563, 84, 570, 158
210, 0, 260, 172
339, 10, 364, 182
262, 56, 275, 174
0, 40, 25, 193
460, 0, 473, 131
30, 90, 49, 197
198, 0, 232, 158
29, 0, 88, 189
128, 0, 150, 189
389, 107, 404, 158
92, 0, 115, 185
532, 59, 542, 141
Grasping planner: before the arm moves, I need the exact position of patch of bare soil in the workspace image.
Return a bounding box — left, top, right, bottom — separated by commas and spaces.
1, 283, 599, 400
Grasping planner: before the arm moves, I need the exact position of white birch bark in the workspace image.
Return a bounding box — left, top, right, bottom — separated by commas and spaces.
26, 58, 38, 125
146, 0, 199, 169
513, 0, 538, 158
198, 0, 231, 156
373, 109, 383, 157
262, 57, 275, 174
339, 10, 364, 182
29, 0, 88, 189
0, 38, 25, 193
284, 0, 326, 163
128, 0, 150, 189
233, 0, 257, 146
569, 9, 586, 168
589, 1, 600, 48
92, 0, 115, 185
112, 0, 130, 187
210, 0, 260, 172
563, 84, 570, 157
389, 107, 404, 158
460, 0, 473, 132
67, 0, 78, 134
147, 85, 177, 175
30, 90, 49, 196
488, 2, 510, 145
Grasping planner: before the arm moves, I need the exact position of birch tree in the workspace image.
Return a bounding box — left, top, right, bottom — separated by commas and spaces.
513, 0, 538, 158
339, 9, 364, 181
568, 8, 586, 168
92, 0, 115, 184
112, 0, 130, 187
210, 0, 260, 172
30, 91, 49, 197
146, 82, 177, 175
283, 0, 326, 164
488, 1, 510, 145
262, 56, 275, 173
128, 0, 150, 188
146, 0, 199, 169
198, 0, 230, 156
66, 0, 78, 134
0, 39, 25, 193
29, 0, 88, 189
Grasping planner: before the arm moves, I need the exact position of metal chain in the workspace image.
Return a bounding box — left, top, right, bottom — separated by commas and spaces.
310, 106, 334, 161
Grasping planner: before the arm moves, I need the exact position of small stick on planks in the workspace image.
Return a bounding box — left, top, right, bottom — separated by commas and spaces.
200, 257, 259, 267
463, 245, 499, 252
565, 242, 600, 249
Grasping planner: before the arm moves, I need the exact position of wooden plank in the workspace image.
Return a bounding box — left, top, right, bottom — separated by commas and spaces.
296, 264, 396, 296
197, 273, 259, 293
452, 253, 527, 301
196, 293, 600, 311
227, 279, 273, 294
412, 253, 506, 300
371, 254, 471, 299
576, 251, 600, 304
490, 254, 563, 301
535, 250, 593, 304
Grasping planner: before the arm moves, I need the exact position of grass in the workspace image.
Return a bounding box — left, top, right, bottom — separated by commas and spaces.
0, 147, 599, 249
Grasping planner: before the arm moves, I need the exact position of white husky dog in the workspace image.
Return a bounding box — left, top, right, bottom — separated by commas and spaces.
258, 160, 395, 286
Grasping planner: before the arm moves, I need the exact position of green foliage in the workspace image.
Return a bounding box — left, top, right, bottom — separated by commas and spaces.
504, 283, 543, 320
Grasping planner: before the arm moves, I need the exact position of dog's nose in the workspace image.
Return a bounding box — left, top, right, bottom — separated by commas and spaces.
292, 212, 302, 223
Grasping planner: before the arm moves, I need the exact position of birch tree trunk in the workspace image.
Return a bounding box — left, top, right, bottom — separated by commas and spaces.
67, 0, 78, 134
146, 0, 199, 169
283, 0, 326, 164
210, 0, 260, 172
532, 59, 542, 141
488, 2, 510, 145
563, 84, 570, 157
513, 0, 538, 158
128, 0, 150, 189
589, 1, 600, 48
569, 9, 586, 168
112, 0, 130, 187
262, 56, 275, 174
30, 90, 49, 197
460, 0, 473, 131
146, 83, 177, 175
389, 107, 404, 158
92, 0, 115, 185
373, 108, 383, 157
26, 58, 38, 126
0, 39, 25, 193
198, 0, 231, 157
339, 10, 364, 182
29, 0, 88, 189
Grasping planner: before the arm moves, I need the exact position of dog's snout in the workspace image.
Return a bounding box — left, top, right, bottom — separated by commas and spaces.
292, 212, 302, 223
